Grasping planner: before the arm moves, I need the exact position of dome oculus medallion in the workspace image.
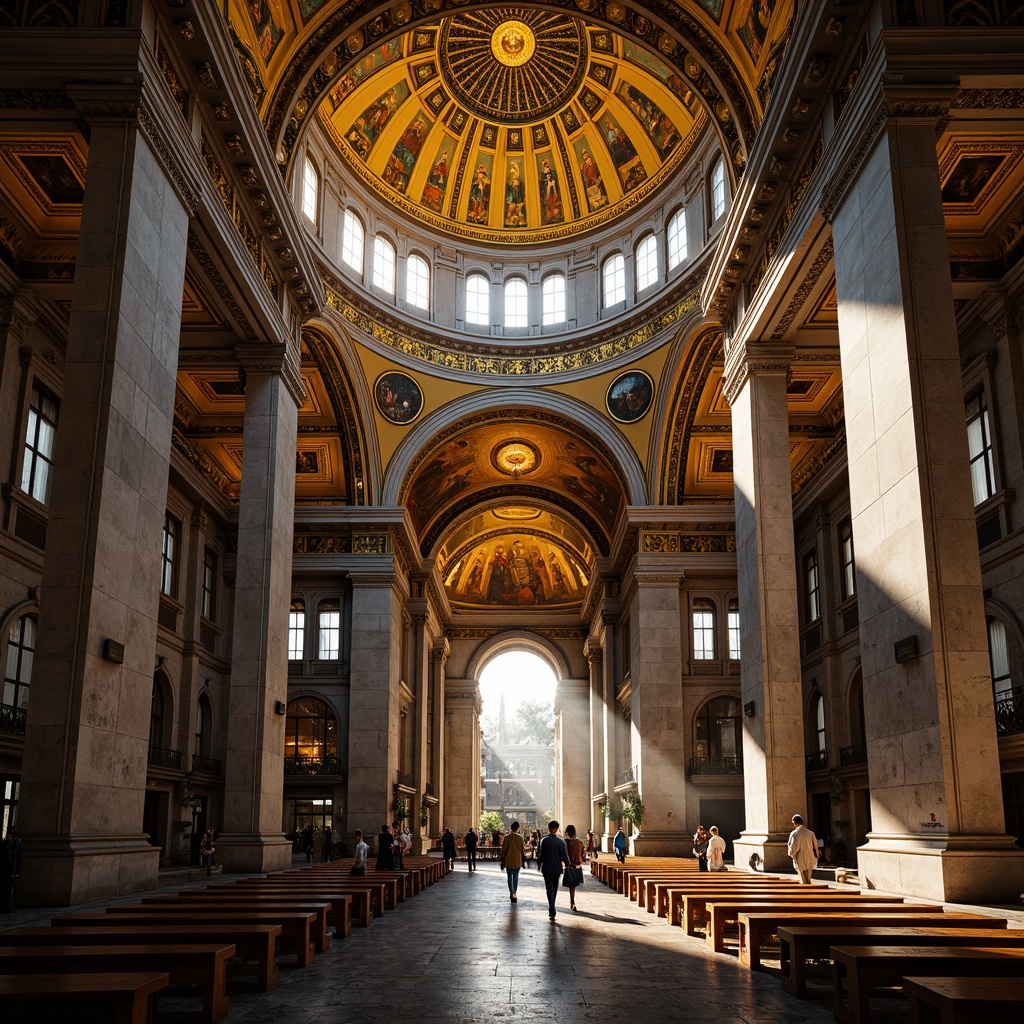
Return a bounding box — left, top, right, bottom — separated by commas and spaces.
320, 8, 707, 243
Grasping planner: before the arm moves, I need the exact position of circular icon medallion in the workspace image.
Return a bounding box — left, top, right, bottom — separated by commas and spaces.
491, 21, 536, 67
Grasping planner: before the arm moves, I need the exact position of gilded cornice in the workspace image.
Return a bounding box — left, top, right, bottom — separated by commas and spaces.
236, 342, 305, 407
322, 274, 702, 378
722, 340, 793, 406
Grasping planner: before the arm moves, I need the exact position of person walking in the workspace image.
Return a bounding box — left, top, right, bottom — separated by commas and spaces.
563, 824, 585, 912
613, 825, 628, 863
585, 829, 597, 861
692, 825, 710, 872
536, 820, 571, 921
707, 825, 727, 872
301, 823, 314, 863
0, 828, 23, 913
499, 820, 527, 902
391, 820, 404, 869
350, 829, 369, 875
376, 823, 395, 870
787, 814, 819, 883
440, 826, 457, 872
199, 827, 217, 876
464, 827, 479, 871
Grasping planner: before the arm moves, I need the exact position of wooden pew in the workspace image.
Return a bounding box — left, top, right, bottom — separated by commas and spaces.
684, 891, 905, 940
0, 923, 282, 991
662, 882, 827, 925
648, 876, 816, 916
136, 896, 332, 953
224, 878, 387, 921
266, 870, 403, 907
739, 911, 1003, 973
0, 943, 235, 1024
903, 976, 1024, 1022
54, 909, 318, 968
0, 971, 169, 1024
831, 945, 1024, 1024
778, 924, 1018, 996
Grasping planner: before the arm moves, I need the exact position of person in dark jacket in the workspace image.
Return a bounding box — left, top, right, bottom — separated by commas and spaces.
440, 826, 457, 871
536, 820, 571, 921
464, 827, 479, 871
376, 824, 395, 870
0, 828, 23, 913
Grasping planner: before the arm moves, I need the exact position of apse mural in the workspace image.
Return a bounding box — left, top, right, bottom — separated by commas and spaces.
737, 0, 774, 64
384, 109, 433, 194
574, 139, 609, 212
244, 0, 284, 62
421, 136, 455, 212
536, 152, 564, 225
346, 81, 409, 160
599, 110, 647, 192
504, 159, 527, 228
466, 154, 493, 225
941, 155, 1008, 205
328, 42, 402, 108
615, 81, 681, 158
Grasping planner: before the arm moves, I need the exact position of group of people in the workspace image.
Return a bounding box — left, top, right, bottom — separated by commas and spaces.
691, 824, 727, 871
375, 821, 412, 871
499, 820, 585, 920
690, 814, 822, 881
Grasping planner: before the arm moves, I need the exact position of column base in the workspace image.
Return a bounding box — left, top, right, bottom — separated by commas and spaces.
215, 832, 293, 874
855, 832, 1024, 903
18, 833, 160, 907
732, 831, 794, 874
630, 830, 693, 857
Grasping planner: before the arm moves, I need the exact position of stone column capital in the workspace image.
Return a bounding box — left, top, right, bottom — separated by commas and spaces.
236, 342, 305, 407
723, 340, 794, 406
0, 295, 35, 340
584, 637, 603, 664
348, 572, 399, 590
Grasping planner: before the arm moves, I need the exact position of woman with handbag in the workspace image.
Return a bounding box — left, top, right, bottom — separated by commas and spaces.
563, 824, 585, 912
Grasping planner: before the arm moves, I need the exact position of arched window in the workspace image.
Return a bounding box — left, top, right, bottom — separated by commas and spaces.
317, 599, 340, 660
285, 696, 338, 768
21, 385, 58, 506
728, 598, 740, 660
694, 696, 741, 765
301, 156, 319, 223
149, 677, 166, 751
602, 252, 625, 308
541, 273, 566, 326
288, 599, 305, 661
341, 210, 364, 273
711, 159, 727, 220
406, 253, 430, 310
667, 208, 687, 270
504, 277, 528, 329
466, 272, 490, 326
988, 617, 1012, 697
692, 599, 716, 660
195, 693, 212, 759
635, 233, 658, 292
813, 693, 827, 753
3, 614, 35, 710
373, 236, 396, 295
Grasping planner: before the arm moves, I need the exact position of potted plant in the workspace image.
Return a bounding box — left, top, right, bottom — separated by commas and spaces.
621, 793, 645, 834
419, 803, 430, 829
391, 794, 408, 822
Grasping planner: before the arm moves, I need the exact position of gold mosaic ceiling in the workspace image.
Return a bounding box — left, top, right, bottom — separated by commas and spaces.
317, 9, 708, 242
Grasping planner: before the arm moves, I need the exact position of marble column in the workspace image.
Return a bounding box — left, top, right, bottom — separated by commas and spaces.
585, 635, 604, 836
555, 677, 591, 831
426, 637, 448, 840
443, 681, 481, 833
725, 342, 807, 873
627, 564, 688, 855
827, 94, 1024, 901
346, 571, 405, 847
219, 344, 301, 873
17, 88, 195, 904
407, 599, 432, 853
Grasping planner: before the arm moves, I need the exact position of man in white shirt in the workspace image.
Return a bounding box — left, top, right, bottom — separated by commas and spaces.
787, 814, 819, 883
351, 829, 368, 876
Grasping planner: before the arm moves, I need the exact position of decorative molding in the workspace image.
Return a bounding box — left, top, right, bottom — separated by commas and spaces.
770, 236, 835, 342
236, 342, 305, 406
952, 89, 1024, 111
348, 573, 398, 587
722, 342, 794, 407
188, 232, 259, 342
632, 572, 684, 587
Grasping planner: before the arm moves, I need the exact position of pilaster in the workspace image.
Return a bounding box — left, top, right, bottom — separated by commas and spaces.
443, 681, 482, 834
554, 677, 591, 832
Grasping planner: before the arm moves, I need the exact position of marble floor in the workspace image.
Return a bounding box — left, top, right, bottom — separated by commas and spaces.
4, 861, 1021, 1024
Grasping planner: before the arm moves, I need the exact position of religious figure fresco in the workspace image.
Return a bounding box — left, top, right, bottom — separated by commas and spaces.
606, 369, 654, 423
298, 0, 330, 20
622, 40, 697, 108
537, 154, 564, 225
421, 138, 454, 212
574, 140, 608, 212
328, 42, 402, 108
504, 160, 527, 227
616, 81, 680, 158
406, 438, 477, 528
384, 110, 432, 194
346, 81, 408, 160
600, 111, 647, 191
941, 154, 1008, 205
737, 0, 774, 65
466, 156, 493, 225
374, 370, 423, 424
244, 0, 284, 62
18, 155, 84, 205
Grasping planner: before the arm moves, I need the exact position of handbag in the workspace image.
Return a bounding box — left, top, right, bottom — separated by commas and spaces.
562, 866, 584, 887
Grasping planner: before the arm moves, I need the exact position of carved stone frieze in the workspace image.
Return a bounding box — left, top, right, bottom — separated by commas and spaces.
769, 236, 835, 342
723, 341, 794, 407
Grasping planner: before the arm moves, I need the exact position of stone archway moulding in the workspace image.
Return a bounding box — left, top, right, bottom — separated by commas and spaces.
381, 387, 648, 507
465, 629, 571, 684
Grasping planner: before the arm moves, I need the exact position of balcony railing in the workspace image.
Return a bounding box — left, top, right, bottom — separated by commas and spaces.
148, 745, 183, 770
687, 756, 743, 776
284, 754, 342, 776
191, 754, 222, 776
840, 743, 867, 767
615, 765, 637, 787
995, 687, 1024, 737
0, 703, 27, 736
397, 770, 414, 788
805, 750, 829, 773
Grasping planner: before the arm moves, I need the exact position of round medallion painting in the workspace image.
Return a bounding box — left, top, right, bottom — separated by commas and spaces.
606, 369, 654, 423
374, 370, 423, 424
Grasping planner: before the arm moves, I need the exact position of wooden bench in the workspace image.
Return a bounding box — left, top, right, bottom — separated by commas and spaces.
739, 911, 1003, 974
138, 896, 332, 952
0, 943, 235, 1024
662, 882, 827, 925
0, 923, 282, 992
192, 887, 355, 935
648, 877, 816, 916
225, 878, 387, 921
778, 924, 1018, 996
0, 971, 169, 1024
831, 945, 1024, 1024
54, 909, 318, 968
903, 976, 1024, 1023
